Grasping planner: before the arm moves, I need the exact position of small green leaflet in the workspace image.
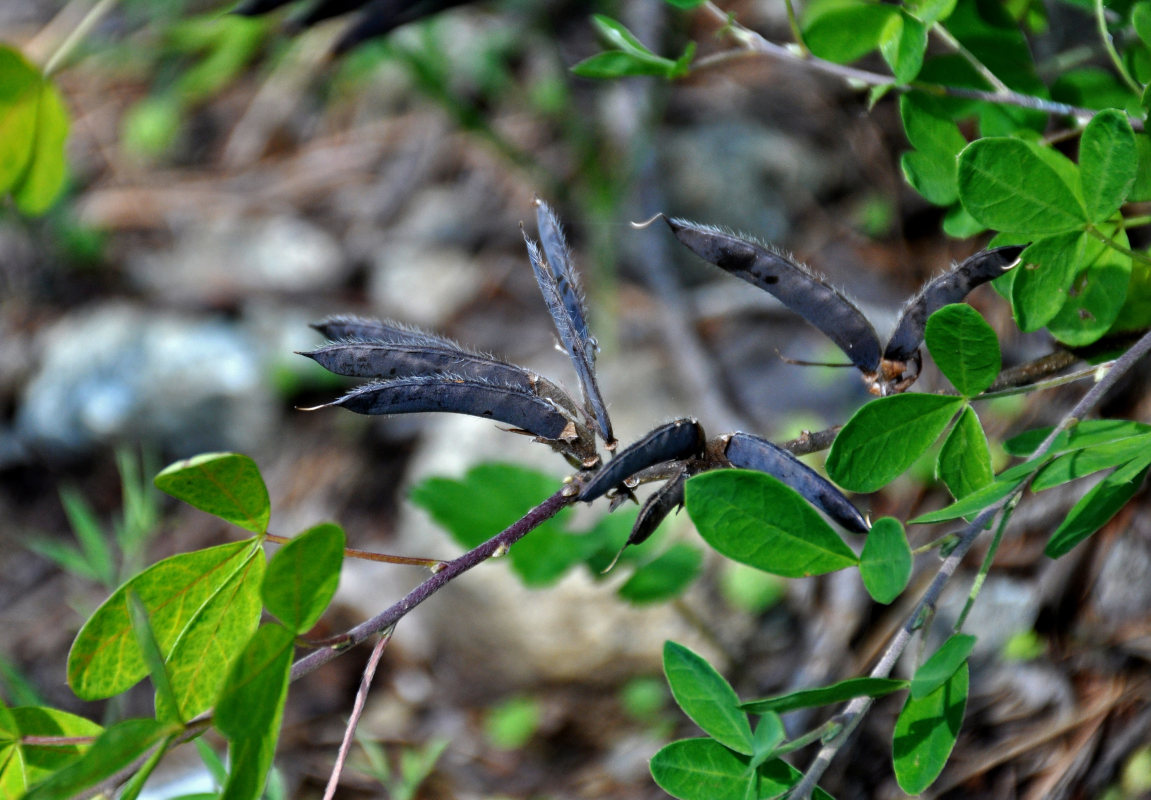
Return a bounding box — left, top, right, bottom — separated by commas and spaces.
747, 713, 785, 772
899, 94, 967, 205
663, 642, 753, 755
937, 406, 993, 500
957, 138, 1087, 234
1045, 232, 1131, 347
802, 2, 899, 64
126, 592, 181, 725
22, 718, 175, 800
1012, 232, 1094, 331
908, 471, 1026, 524
262, 523, 345, 633
1078, 109, 1137, 223
618, 544, 702, 605
154, 453, 271, 534
1045, 457, 1151, 558
215, 624, 295, 800
910, 634, 976, 699
1032, 434, 1151, 490
1, 707, 102, 797
1003, 419, 1151, 457
826, 394, 964, 493
879, 12, 927, 84
571, 15, 695, 80
859, 518, 912, 604
650, 739, 834, 800
741, 677, 908, 714
925, 304, 1000, 396
686, 471, 858, 578
893, 662, 968, 794
68, 538, 263, 701
0, 45, 70, 216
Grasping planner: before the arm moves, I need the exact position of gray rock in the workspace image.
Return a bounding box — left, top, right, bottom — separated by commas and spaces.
15, 303, 274, 459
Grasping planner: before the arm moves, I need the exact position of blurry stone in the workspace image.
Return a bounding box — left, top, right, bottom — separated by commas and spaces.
368, 241, 485, 328
1090, 515, 1151, 624
128, 214, 346, 301
15, 303, 273, 460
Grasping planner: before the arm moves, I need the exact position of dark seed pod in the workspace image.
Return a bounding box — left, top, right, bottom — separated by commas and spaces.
332, 0, 473, 53
310, 316, 454, 348
883, 245, 1024, 364
534, 198, 594, 359
628, 467, 690, 548
665, 217, 882, 373
580, 418, 705, 502
723, 432, 869, 533
524, 233, 614, 445
301, 341, 537, 386
319, 376, 574, 442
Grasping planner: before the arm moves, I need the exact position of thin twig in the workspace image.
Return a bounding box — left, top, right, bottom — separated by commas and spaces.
43, 0, 118, 76
930, 23, 1010, 95
789, 326, 1151, 799
322, 627, 395, 800
265, 532, 445, 570
694, 2, 1144, 132
1094, 0, 1143, 95
289, 487, 577, 682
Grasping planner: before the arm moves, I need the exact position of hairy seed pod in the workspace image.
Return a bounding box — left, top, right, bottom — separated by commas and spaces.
534, 198, 594, 360
320, 376, 573, 441
301, 341, 537, 386
723, 432, 869, 533
332, 0, 473, 53
524, 233, 614, 445
883, 245, 1024, 364
628, 467, 690, 548
309, 316, 456, 348
665, 217, 882, 372
580, 418, 705, 502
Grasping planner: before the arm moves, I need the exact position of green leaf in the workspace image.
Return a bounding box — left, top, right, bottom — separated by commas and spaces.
154, 453, 271, 534
747, 713, 785, 771
1032, 434, 1151, 490
1131, 134, 1151, 202
880, 12, 928, 83
925, 304, 1000, 396
826, 394, 964, 493
571, 51, 677, 79
410, 463, 589, 587
663, 642, 753, 755
1004, 419, 1151, 457
127, 592, 181, 724
741, 677, 908, 714
155, 551, 264, 721
957, 138, 1087, 234
591, 14, 659, 57
22, 718, 173, 800
67, 538, 260, 700
1044, 457, 1151, 558
262, 523, 344, 633
664, 0, 707, 7
0, 47, 39, 194
1135, 1, 1151, 48
1012, 232, 1092, 331
618, 544, 702, 605
1, 707, 102, 796
893, 662, 968, 794
899, 94, 967, 204
910, 634, 976, 699
650, 739, 834, 800
909, 467, 1032, 524
0, 46, 70, 216
685, 471, 859, 578
215, 624, 294, 741
58, 488, 116, 588
803, 2, 900, 63
220, 732, 278, 800
12, 76, 68, 216
1079, 109, 1137, 222
937, 406, 993, 499
1046, 233, 1131, 346
907, 0, 957, 24
943, 203, 985, 237
859, 517, 912, 604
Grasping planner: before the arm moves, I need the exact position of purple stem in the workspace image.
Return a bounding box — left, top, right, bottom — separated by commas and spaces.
290, 487, 577, 682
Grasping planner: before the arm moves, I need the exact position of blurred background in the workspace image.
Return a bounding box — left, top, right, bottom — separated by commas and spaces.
2, 0, 1151, 797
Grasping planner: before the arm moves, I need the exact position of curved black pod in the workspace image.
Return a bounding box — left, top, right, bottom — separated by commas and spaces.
665, 217, 882, 373
627, 468, 690, 548
320, 376, 574, 442
723, 432, 869, 533
580, 418, 705, 502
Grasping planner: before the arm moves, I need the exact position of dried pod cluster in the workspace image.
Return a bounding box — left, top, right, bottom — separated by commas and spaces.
308, 200, 1032, 562
662, 216, 1022, 395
